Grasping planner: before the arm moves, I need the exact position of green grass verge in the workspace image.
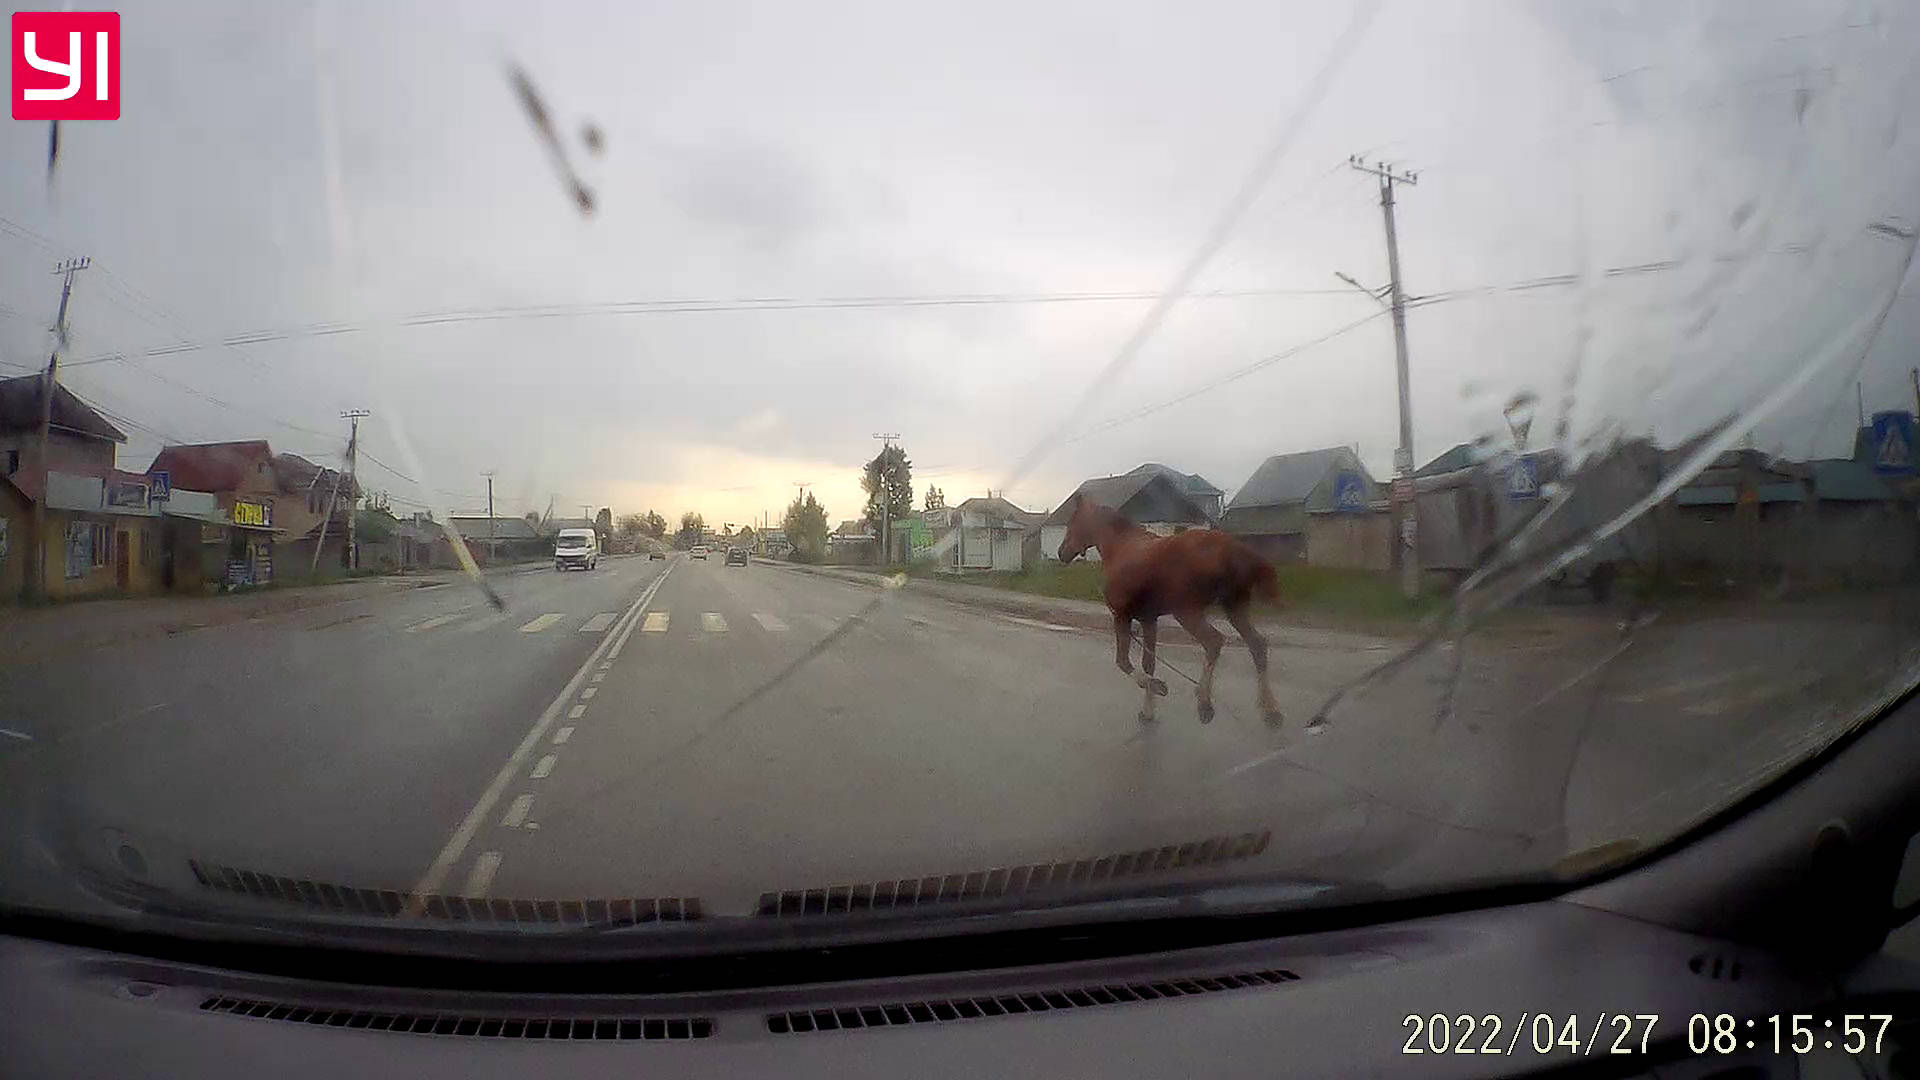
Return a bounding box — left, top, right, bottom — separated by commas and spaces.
907, 559, 1447, 620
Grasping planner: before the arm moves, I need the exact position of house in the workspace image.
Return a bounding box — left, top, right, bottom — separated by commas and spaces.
1039, 470, 1214, 562
1124, 463, 1226, 521
146, 440, 357, 585
445, 514, 544, 565
0, 373, 163, 599
918, 495, 1043, 572
1412, 442, 1565, 574
1221, 446, 1389, 568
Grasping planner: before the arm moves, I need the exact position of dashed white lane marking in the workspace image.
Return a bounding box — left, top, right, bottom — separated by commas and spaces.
518, 613, 566, 633
406, 612, 468, 633
500, 794, 534, 828
461, 851, 502, 897
552, 725, 574, 745
751, 612, 788, 632
567, 704, 587, 719
409, 564, 676, 904
579, 612, 618, 633
702, 612, 728, 633
1615, 667, 1758, 704
0, 728, 33, 742
642, 612, 670, 633
1002, 615, 1075, 633
580, 687, 597, 700
530, 754, 557, 779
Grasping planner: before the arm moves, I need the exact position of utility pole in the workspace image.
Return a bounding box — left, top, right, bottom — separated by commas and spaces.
872, 432, 899, 565
24, 257, 88, 602
1349, 155, 1421, 599
482, 471, 496, 563
340, 409, 368, 570
1910, 368, 1919, 419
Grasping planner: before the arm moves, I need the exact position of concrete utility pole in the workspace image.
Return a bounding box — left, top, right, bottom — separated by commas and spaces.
340, 409, 368, 570
872, 432, 899, 565
24, 257, 88, 602
1349, 155, 1421, 599
482, 471, 497, 563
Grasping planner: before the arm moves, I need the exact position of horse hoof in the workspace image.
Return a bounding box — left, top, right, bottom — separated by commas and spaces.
1149, 678, 1169, 697
1197, 702, 1215, 724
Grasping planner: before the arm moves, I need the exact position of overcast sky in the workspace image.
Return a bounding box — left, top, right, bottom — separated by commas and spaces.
4, 0, 1917, 526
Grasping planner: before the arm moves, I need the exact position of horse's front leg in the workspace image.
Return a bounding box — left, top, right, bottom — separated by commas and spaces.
1112, 613, 1134, 677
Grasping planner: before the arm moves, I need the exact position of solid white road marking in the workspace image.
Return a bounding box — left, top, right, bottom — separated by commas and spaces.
579, 612, 617, 633
641, 612, 670, 633
1002, 615, 1075, 633
408, 563, 676, 905
702, 612, 728, 633
518, 613, 566, 633
0, 728, 33, 742
461, 851, 502, 897
530, 754, 557, 779
552, 725, 574, 744
407, 612, 469, 633
580, 687, 597, 700
567, 704, 587, 719
500, 794, 534, 828
751, 612, 788, 632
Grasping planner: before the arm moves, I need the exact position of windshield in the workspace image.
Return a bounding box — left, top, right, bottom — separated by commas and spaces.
3, 0, 1918, 952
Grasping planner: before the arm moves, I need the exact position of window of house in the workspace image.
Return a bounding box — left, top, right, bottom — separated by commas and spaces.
90, 523, 111, 568
140, 526, 156, 568
5, 449, 16, 474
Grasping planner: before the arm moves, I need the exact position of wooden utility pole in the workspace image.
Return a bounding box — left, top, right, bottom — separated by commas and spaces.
24, 257, 88, 602
1349, 155, 1421, 599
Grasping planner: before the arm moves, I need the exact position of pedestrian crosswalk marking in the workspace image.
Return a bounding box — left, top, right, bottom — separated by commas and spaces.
518, 613, 566, 633
751, 613, 788, 632
530, 754, 557, 779
579, 612, 617, 633
501, 794, 534, 828
642, 612, 669, 633
406, 612, 467, 633
702, 612, 728, 633
457, 612, 515, 634
552, 725, 574, 745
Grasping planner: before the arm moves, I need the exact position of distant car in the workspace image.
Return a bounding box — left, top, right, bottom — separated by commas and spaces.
690, 545, 709, 560
726, 547, 748, 566
553, 528, 600, 571
648, 550, 665, 560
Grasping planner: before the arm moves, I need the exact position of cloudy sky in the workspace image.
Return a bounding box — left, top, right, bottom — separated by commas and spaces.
4, 0, 1917, 527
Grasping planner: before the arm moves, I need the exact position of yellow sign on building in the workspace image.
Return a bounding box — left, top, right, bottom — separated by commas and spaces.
231, 501, 272, 528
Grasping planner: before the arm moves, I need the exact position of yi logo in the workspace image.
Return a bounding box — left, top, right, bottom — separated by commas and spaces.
12, 12, 120, 120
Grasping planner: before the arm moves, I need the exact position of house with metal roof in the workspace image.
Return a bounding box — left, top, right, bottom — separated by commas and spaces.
1124, 463, 1226, 521
1038, 470, 1215, 562
1220, 446, 1389, 568
918, 494, 1043, 571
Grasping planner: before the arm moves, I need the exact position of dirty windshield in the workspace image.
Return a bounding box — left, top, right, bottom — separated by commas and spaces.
3, 1, 1919, 948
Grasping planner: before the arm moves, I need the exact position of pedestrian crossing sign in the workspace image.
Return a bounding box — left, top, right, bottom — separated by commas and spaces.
1871, 411, 1915, 475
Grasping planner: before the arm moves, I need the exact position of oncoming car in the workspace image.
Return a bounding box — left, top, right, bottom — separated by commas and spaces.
689, 544, 709, 560
553, 528, 600, 571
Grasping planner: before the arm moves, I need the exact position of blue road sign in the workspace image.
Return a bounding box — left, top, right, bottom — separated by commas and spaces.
1332, 471, 1367, 512
147, 469, 171, 500
1507, 457, 1539, 499
1871, 411, 1915, 475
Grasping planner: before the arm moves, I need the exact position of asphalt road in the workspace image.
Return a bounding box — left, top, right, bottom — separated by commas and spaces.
2, 553, 1917, 925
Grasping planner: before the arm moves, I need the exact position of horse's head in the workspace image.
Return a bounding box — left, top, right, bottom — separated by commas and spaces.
1057, 494, 1101, 563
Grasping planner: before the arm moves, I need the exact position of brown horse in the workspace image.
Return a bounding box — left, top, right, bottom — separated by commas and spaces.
1057, 496, 1285, 725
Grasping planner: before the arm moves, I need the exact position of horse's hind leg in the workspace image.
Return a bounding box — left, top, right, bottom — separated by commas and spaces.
1136, 617, 1167, 721
1173, 607, 1224, 723
1225, 601, 1283, 725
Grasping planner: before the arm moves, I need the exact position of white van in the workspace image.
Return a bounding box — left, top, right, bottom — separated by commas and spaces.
553, 528, 600, 571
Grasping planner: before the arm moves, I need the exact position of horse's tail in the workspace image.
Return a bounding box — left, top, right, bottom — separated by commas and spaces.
1230, 545, 1283, 607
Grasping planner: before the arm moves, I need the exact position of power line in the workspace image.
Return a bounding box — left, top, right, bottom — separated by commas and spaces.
1064, 308, 1394, 443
